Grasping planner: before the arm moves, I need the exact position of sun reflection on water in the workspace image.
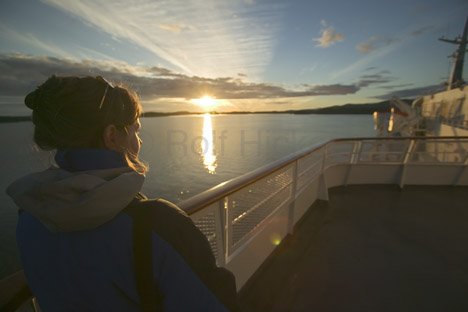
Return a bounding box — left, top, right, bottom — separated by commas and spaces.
201, 113, 217, 174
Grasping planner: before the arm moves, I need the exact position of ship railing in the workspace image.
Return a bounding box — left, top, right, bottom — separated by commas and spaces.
2, 136, 468, 310
181, 136, 468, 290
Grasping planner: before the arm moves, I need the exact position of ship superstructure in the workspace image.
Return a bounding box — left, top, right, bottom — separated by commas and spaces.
415, 17, 468, 136
375, 18, 468, 138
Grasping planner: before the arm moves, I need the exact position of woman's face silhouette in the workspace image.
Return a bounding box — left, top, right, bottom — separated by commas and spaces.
103, 118, 142, 156
123, 119, 142, 156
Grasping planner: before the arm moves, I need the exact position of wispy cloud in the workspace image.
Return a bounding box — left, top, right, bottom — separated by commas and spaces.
41, 0, 282, 79
356, 41, 375, 54
0, 22, 72, 59
314, 20, 344, 48
0, 53, 361, 101
331, 34, 404, 80
158, 23, 195, 34
376, 83, 445, 99
410, 25, 435, 36
379, 83, 414, 90
340, 20, 440, 81
71, 44, 119, 62
356, 35, 400, 54
356, 70, 394, 88
299, 63, 318, 76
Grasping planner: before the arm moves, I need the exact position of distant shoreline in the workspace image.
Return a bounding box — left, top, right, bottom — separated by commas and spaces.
0, 116, 32, 123
0, 99, 412, 123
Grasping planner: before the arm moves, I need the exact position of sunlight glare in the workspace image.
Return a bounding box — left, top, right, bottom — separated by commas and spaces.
201, 113, 217, 174
192, 95, 218, 110
270, 233, 282, 246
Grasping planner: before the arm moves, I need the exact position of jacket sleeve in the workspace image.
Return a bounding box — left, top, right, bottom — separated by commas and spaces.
131, 198, 239, 311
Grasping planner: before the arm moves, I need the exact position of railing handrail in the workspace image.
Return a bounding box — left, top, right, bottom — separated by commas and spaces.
180, 136, 468, 214
179, 141, 324, 214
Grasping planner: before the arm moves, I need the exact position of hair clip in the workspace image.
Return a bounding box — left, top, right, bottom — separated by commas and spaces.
97, 76, 114, 110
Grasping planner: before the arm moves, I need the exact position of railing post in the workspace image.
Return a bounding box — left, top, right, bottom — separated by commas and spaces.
351, 140, 362, 164
453, 152, 468, 186
220, 197, 230, 266
318, 145, 329, 201
287, 160, 298, 234
345, 140, 362, 186
399, 139, 415, 188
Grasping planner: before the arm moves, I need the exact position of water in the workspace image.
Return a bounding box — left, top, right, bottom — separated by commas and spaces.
0, 102, 31, 116
0, 113, 375, 278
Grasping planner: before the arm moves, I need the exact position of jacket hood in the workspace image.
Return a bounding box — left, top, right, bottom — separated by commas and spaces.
6, 166, 145, 232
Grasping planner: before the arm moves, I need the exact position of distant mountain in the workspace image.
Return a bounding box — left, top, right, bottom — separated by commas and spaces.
141, 99, 414, 117
288, 99, 414, 115
1, 99, 414, 123
141, 111, 202, 117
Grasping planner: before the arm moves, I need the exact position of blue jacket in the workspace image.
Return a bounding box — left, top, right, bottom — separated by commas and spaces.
7, 150, 237, 311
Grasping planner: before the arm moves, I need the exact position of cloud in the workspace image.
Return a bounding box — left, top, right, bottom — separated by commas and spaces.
0, 22, 72, 59
356, 35, 400, 54
299, 84, 359, 96
335, 20, 439, 81
331, 36, 403, 80
410, 25, 434, 36
158, 23, 194, 34
41, 0, 282, 78
356, 41, 375, 54
314, 21, 344, 48
375, 83, 445, 99
357, 75, 393, 88
356, 70, 395, 88
0, 53, 361, 101
379, 83, 414, 90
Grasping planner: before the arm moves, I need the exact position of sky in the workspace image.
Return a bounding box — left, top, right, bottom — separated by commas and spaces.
0, 0, 467, 113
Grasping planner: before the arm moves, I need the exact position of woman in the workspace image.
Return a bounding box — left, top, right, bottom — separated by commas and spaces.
6, 76, 238, 311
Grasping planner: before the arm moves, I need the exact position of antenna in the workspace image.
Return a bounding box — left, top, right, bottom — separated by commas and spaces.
438, 17, 468, 90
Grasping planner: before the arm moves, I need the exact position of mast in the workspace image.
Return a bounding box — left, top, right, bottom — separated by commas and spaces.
439, 17, 468, 90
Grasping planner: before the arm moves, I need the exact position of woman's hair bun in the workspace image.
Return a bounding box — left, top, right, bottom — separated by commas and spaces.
24, 75, 59, 111
25, 89, 40, 110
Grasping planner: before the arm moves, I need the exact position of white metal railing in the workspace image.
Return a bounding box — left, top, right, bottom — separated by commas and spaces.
183, 136, 468, 289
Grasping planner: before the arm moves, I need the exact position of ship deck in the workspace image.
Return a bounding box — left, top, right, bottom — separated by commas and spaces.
238, 185, 468, 312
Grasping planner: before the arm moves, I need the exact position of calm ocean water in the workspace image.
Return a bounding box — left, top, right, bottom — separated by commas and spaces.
0, 113, 375, 278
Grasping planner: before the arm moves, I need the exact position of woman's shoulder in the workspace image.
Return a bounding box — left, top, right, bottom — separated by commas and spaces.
124, 195, 239, 311
123, 194, 198, 240
124, 194, 216, 270
126, 194, 189, 219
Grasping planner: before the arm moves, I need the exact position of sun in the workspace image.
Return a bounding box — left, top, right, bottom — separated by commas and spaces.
192, 95, 218, 110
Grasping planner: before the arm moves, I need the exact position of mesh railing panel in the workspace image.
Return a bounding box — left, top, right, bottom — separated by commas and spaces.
358, 140, 409, 163
297, 151, 323, 192
409, 139, 468, 163
192, 206, 219, 261
228, 164, 293, 253
297, 149, 323, 173
325, 142, 353, 166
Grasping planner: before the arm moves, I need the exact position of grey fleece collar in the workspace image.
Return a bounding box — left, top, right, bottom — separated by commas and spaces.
7, 166, 145, 232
